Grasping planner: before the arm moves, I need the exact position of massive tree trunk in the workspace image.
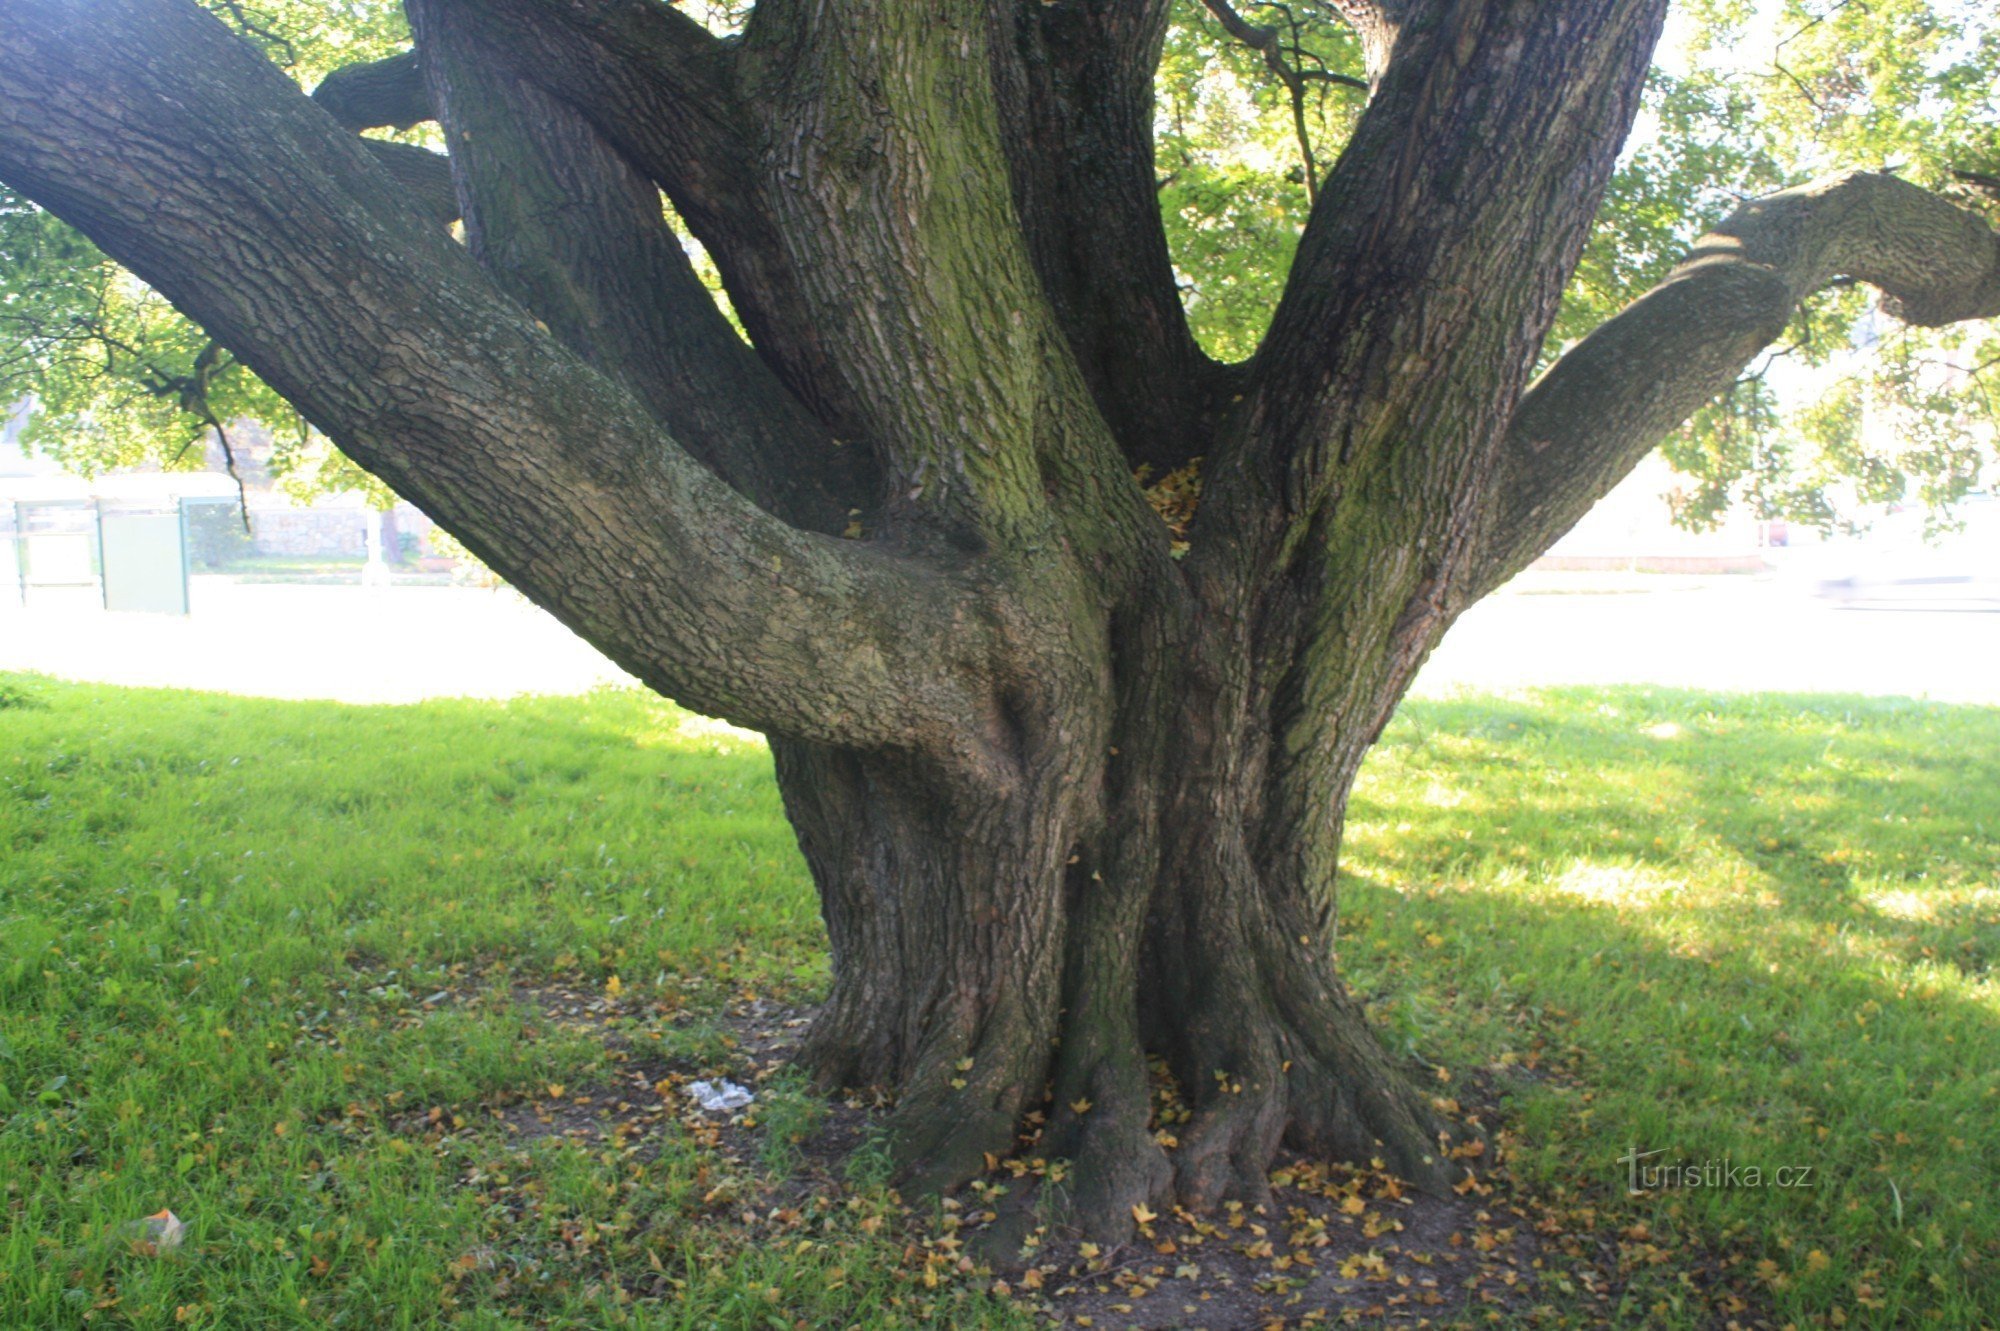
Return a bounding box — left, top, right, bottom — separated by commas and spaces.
4, 0, 1996, 1241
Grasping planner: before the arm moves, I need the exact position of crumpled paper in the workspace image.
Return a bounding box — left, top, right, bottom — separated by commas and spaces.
685, 1079, 754, 1112
121, 1210, 186, 1256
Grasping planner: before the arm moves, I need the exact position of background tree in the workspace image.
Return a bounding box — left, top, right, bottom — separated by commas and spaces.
0, 4, 412, 488
1, 0, 1995, 1240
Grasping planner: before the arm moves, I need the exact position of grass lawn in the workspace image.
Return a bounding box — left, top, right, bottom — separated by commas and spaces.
1, 674, 1995, 1328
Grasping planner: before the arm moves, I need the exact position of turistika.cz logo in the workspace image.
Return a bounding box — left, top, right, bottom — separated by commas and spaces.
1619, 1147, 1815, 1194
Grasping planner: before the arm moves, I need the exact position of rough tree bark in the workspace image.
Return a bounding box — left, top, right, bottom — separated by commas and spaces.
3, 0, 1996, 1242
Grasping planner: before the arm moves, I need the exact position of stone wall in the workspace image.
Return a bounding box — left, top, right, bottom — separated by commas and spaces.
246, 506, 367, 558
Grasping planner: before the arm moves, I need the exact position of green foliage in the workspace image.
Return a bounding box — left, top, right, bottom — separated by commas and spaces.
194, 0, 410, 77
1, 192, 272, 478
1659, 376, 1793, 530
0, 0, 410, 494
1156, 0, 1366, 362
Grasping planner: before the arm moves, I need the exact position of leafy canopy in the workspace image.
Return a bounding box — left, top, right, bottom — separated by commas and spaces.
0, 0, 409, 499
2, 0, 1995, 529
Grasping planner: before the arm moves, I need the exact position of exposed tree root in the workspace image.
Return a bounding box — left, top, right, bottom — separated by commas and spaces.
804, 952, 1464, 1244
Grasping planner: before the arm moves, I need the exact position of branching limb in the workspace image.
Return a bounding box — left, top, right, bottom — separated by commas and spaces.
0, 0, 985, 752
1199, 0, 1365, 90
200, 407, 252, 532
358, 139, 457, 228
203, 0, 297, 67
1199, 0, 1367, 206
1470, 170, 2000, 596
987, 0, 1238, 477
409, 0, 868, 531
311, 51, 430, 132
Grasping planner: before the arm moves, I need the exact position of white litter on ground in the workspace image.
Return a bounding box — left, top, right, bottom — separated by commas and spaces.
120, 1209, 186, 1255
686, 1079, 754, 1112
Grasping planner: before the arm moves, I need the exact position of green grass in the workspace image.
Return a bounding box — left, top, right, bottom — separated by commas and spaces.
0, 680, 1018, 1329
1342, 689, 2000, 1327
1, 675, 1996, 1328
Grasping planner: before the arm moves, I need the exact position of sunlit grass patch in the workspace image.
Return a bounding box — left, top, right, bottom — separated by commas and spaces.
1345, 685, 2000, 1328
1547, 860, 1688, 908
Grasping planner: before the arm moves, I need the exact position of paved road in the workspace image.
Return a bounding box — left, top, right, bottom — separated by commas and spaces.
1416, 577, 2000, 705
0, 579, 632, 703
2, 574, 1995, 707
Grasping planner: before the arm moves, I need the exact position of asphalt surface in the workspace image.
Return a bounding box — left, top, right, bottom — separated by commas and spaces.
2, 573, 1996, 707
1416, 575, 2000, 705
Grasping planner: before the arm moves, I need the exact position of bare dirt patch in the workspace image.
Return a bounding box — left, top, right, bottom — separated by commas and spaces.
406, 983, 1772, 1328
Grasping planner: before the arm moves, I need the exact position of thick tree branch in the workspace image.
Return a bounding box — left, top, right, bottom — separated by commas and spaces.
1314, 0, 1415, 84
728, 0, 1121, 550
1952, 167, 2000, 203
436, 0, 1168, 584
436, 0, 871, 447
988, 0, 1238, 476
1191, 0, 1667, 588
0, 0, 984, 751
311, 56, 456, 227
311, 51, 431, 132
408, 0, 868, 532
465, 0, 741, 186
358, 139, 457, 228
1471, 170, 2000, 596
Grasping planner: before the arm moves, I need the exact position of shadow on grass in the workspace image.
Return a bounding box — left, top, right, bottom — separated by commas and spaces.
1359, 686, 2000, 970
1341, 685, 2000, 1323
